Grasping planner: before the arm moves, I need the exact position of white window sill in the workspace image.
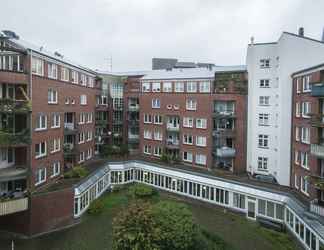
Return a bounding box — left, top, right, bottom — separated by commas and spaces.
35, 128, 47, 132
51, 126, 60, 129
186, 109, 197, 111
301, 190, 309, 197
183, 159, 193, 163
143, 152, 151, 155
51, 173, 60, 178
35, 154, 46, 159
35, 179, 46, 186
48, 102, 58, 105
78, 141, 85, 144
196, 144, 207, 147
51, 150, 60, 154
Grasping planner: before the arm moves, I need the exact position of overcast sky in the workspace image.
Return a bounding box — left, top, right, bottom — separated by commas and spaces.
1, 0, 324, 71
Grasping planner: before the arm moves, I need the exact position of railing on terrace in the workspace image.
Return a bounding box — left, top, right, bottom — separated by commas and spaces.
166, 124, 180, 131
0, 197, 28, 216
0, 129, 30, 146
215, 147, 236, 158
0, 98, 31, 113
310, 199, 324, 217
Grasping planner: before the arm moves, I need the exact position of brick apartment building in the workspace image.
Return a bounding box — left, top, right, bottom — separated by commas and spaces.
139, 67, 247, 173
292, 64, 324, 213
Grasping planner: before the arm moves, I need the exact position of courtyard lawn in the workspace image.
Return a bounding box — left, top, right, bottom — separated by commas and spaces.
0, 187, 302, 250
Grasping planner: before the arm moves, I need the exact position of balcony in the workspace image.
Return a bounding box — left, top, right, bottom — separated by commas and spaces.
128, 104, 139, 112
128, 119, 139, 127
213, 110, 236, 119
215, 147, 236, 158
166, 139, 180, 149
311, 114, 324, 127
0, 99, 31, 113
63, 143, 78, 156
95, 119, 108, 127
128, 133, 139, 143
166, 124, 180, 132
310, 199, 324, 217
0, 197, 28, 216
311, 144, 324, 159
0, 129, 30, 147
213, 129, 236, 138
311, 84, 324, 97
64, 123, 78, 135
0, 71, 28, 85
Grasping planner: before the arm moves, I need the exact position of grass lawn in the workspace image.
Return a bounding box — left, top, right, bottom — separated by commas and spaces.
0, 186, 302, 250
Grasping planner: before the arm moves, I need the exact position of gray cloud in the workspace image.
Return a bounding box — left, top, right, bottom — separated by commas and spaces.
1, 0, 324, 71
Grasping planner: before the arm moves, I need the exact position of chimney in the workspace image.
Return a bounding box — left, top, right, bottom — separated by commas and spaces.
322, 27, 324, 42
250, 36, 255, 45
298, 27, 304, 37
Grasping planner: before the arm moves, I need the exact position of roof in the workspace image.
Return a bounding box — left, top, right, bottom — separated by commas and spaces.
96, 70, 152, 77
141, 65, 246, 80
292, 62, 324, 77
1, 32, 97, 75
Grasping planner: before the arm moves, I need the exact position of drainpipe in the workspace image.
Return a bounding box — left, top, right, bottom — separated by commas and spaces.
28, 49, 33, 194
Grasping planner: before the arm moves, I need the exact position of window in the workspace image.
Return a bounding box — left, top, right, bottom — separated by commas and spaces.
86, 131, 93, 141
79, 151, 85, 163
80, 95, 87, 105
301, 152, 309, 169
87, 148, 92, 159
183, 151, 193, 162
152, 99, 160, 108
51, 138, 61, 153
87, 113, 93, 123
163, 82, 172, 92
196, 118, 207, 129
80, 74, 87, 86
78, 132, 85, 144
302, 102, 310, 118
301, 176, 309, 195
301, 127, 310, 144
153, 147, 162, 157
258, 157, 268, 171
35, 142, 47, 159
196, 154, 206, 165
48, 63, 57, 79
32, 57, 44, 76
52, 161, 60, 177
199, 81, 210, 93
144, 130, 152, 139
183, 134, 193, 145
296, 102, 300, 117
142, 82, 150, 92
36, 114, 47, 131
79, 113, 86, 124
187, 81, 197, 92
259, 96, 270, 106
196, 136, 207, 147
48, 89, 58, 104
61, 67, 69, 81
258, 113, 269, 126
186, 99, 197, 110
153, 130, 162, 141
72, 71, 78, 84
233, 193, 245, 209
51, 114, 60, 128
175, 82, 184, 92
183, 117, 194, 128
154, 115, 162, 124
260, 59, 270, 68
143, 145, 151, 154
296, 78, 301, 93
295, 127, 300, 141
258, 134, 269, 148
302, 75, 311, 92
144, 114, 152, 123
260, 79, 270, 88
295, 151, 300, 165
35, 167, 46, 185
148, 82, 160, 93
88, 77, 94, 88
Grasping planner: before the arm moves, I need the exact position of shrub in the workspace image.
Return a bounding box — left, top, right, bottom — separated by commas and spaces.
64, 165, 89, 179
161, 153, 170, 163
120, 144, 129, 156
88, 199, 104, 215
128, 183, 157, 199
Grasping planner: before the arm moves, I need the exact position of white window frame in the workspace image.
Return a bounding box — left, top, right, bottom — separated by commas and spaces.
48, 63, 57, 79
186, 99, 197, 111
35, 167, 46, 186
142, 82, 151, 92
163, 82, 172, 92
295, 102, 300, 117
32, 57, 44, 76
195, 154, 206, 165
48, 88, 58, 104
196, 118, 207, 129
80, 95, 87, 105
51, 161, 61, 177
258, 113, 269, 126
183, 134, 193, 145
260, 79, 270, 88
35, 141, 47, 159
199, 81, 210, 93
175, 82, 184, 92
257, 157, 268, 171
72, 71, 79, 84
152, 99, 160, 109
301, 127, 310, 144
61, 67, 69, 82
196, 136, 207, 147
301, 102, 311, 118
144, 114, 152, 124
183, 151, 193, 162
187, 81, 197, 93
259, 96, 270, 106
51, 113, 60, 128
144, 129, 152, 139
258, 134, 269, 148
35, 114, 47, 131
183, 117, 194, 128
143, 145, 151, 155
51, 138, 61, 153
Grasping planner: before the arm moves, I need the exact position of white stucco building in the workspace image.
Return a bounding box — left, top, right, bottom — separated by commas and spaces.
247, 29, 324, 186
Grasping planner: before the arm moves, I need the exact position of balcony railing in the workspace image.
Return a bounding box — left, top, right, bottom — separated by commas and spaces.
212, 129, 236, 138
95, 119, 108, 127
311, 144, 324, 159
166, 139, 180, 149
63, 143, 77, 155
128, 133, 139, 143
64, 123, 78, 135
311, 84, 324, 97
128, 105, 139, 111
310, 114, 324, 127
310, 199, 324, 217
215, 147, 236, 158
0, 129, 30, 146
166, 124, 180, 132
0, 197, 28, 216
213, 110, 235, 118
0, 99, 31, 113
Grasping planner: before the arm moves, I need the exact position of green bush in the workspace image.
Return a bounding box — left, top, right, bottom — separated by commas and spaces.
120, 144, 129, 156
161, 153, 170, 163
88, 199, 104, 215
128, 183, 157, 199
64, 165, 89, 179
